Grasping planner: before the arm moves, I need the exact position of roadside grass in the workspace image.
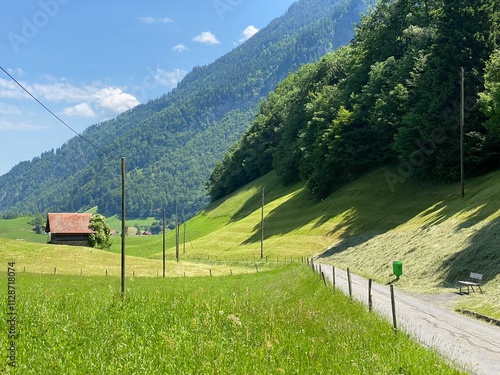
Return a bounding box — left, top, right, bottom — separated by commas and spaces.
1, 265, 465, 374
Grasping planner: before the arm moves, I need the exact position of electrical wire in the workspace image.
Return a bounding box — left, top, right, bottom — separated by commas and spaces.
0, 66, 110, 157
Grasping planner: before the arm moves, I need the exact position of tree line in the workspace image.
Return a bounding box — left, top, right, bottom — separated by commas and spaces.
207, 0, 500, 201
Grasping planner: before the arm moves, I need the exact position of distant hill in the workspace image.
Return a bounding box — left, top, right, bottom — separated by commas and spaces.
0, 0, 375, 219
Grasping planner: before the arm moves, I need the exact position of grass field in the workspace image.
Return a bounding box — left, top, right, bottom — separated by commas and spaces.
0, 164, 498, 344
0, 217, 46, 244
1, 265, 465, 374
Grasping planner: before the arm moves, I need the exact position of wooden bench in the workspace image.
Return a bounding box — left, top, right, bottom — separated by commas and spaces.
458, 272, 483, 294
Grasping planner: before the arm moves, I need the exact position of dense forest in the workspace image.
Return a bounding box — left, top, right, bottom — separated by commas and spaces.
207, 0, 500, 201
0, 0, 375, 219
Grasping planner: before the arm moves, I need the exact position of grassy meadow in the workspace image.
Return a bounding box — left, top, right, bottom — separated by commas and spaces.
0, 166, 498, 372
1, 265, 465, 374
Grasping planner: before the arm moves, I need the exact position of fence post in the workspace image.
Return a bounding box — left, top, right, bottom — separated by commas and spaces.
368, 279, 373, 312
54, 267, 56, 275
390, 284, 397, 333
347, 268, 352, 299
321, 272, 327, 287
332, 265, 336, 289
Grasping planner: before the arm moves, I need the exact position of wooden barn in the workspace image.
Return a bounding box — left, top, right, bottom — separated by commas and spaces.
45, 213, 94, 246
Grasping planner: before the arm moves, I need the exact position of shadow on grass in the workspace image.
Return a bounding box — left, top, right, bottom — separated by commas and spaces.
229, 175, 298, 223
242, 174, 446, 249
239, 168, 500, 268
440, 218, 500, 287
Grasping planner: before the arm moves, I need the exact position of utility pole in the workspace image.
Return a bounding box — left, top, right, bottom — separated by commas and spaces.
162, 208, 166, 278
121, 157, 126, 296
175, 200, 179, 262
183, 221, 186, 255
260, 187, 264, 259
460, 67, 465, 198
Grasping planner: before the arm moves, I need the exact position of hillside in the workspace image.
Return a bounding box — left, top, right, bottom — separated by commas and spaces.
1, 166, 499, 319
182, 167, 500, 318
208, 0, 500, 201
0, 0, 375, 219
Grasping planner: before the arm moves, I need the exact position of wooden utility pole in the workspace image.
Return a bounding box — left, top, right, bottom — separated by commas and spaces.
183, 222, 186, 255
162, 208, 166, 278
260, 188, 264, 259
175, 200, 179, 262
460, 67, 465, 198
121, 157, 126, 296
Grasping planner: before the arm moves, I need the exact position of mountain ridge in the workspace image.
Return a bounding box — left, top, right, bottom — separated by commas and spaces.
0, 0, 376, 218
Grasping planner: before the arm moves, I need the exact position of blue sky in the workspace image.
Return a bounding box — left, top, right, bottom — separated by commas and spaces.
0, 0, 297, 176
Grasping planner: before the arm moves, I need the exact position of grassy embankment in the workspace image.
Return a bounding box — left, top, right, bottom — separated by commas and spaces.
0, 265, 465, 374
114, 167, 498, 318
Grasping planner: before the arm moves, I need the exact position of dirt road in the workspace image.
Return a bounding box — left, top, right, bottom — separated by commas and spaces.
316, 263, 500, 375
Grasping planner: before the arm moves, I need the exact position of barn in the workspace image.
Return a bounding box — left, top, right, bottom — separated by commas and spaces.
45, 213, 94, 246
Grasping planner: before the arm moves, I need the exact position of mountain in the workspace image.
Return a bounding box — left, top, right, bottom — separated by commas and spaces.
0, 0, 375, 219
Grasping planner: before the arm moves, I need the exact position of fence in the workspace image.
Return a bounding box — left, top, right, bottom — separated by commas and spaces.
309, 259, 399, 333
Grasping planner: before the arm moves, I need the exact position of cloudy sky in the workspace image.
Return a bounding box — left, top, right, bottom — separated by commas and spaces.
0, 0, 297, 176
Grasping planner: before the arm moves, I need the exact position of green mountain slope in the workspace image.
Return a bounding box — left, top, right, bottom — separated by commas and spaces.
184, 167, 500, 318
0, 0, 375, 218
208, 0, 500, 201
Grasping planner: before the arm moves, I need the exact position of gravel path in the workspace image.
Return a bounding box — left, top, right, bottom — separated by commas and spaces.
316, 263, 500, 375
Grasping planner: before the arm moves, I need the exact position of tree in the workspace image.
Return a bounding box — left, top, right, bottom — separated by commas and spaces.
480, 49, 500, 137
29, 214, 45, 234
88, 214, 111, 249
389, 0, 499, 180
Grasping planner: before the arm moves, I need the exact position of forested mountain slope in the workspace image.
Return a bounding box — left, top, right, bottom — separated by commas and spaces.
208, 0, 500, 201
0, 0, 375, 218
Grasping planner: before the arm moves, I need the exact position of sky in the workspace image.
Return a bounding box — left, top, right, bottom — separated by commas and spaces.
0, 0, 297, 176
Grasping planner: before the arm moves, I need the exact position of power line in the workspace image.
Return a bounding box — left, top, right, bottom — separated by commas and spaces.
0, 66, 110, 157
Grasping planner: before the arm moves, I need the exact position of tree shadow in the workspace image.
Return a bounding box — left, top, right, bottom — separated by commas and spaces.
241, 174, 459, 249
440, 218, 500, 287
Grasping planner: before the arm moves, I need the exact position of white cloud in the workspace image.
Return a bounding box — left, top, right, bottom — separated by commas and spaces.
192, 31, 221, 45
0, 102, 21, 115
6, 68, 25, 77
239, 25, 260, 43
0, 118, 48, 131
1, 72, 140, 120
172, 44, 189, 52
62, 102, 96, 118
64, 88, 140, 118
91, 87, 139, 114
0, 78, 29, 99
153, 68, 188, 87
32, 81, 91, 102
139, 17, 173, 24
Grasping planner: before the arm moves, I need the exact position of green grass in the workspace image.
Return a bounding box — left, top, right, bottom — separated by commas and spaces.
0, 237, 277, 278
1, 265, 464, 374
1, 167, 499, 319
0, 217, 45, 244
106, 215, 159, 233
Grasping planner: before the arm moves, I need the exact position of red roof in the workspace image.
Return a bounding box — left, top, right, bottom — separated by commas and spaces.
46, 213, 94, 234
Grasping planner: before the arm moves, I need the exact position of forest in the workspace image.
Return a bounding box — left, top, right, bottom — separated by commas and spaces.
207, 0, 500, 201
0, 0, 373, 219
